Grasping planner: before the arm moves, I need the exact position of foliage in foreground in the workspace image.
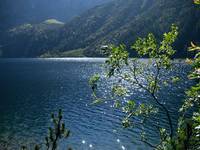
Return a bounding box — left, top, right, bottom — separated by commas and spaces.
21, 109, 71, 150
176, 41, 200, 150
194, 0, 200, 5
90, 23, 200, 149
175, 2, 200, 149
1, 1, 200, 150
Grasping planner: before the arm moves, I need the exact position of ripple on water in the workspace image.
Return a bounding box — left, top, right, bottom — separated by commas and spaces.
0, 59, 193, 150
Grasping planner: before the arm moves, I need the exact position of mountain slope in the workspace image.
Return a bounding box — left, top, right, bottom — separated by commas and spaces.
1, 0, 200, 58
0, 0, 111, 30
0, 19, 64, 57
57, 0, 200, 57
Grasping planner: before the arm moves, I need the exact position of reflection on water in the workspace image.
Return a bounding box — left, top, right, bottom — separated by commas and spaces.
0, 58, 193, 150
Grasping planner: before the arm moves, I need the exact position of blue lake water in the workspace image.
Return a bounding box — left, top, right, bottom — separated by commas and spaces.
0, 58, 193, 150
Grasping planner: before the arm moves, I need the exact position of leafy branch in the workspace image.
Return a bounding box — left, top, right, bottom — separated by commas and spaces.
21, 109, 71, 150
90, 24, 179, 149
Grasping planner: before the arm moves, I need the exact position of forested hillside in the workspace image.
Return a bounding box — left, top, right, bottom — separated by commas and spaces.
0, 19, 64, 57
0, 0, 111, 30
0, 0, 199, 58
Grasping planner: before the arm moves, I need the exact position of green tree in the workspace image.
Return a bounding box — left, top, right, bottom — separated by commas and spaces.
90, 24, 179, 149
175, 41, 200, 150
90, 22, 199, 149
171, 2, 200, 149
21, 109, 71, 150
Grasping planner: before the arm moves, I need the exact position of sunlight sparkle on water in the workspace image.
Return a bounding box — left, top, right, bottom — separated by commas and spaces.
121, 145, 126, 150
89, 144, 93, 148
82, 140, 86, 144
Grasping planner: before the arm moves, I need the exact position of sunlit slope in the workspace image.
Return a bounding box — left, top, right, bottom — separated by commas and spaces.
1, 19, 64, 57
0, 0, 111, 30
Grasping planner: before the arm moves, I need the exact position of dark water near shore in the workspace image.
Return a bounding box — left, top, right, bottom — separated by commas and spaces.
0, 58, 193, 150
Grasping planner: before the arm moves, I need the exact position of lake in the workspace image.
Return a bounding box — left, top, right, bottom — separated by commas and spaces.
0, 58, 193, 150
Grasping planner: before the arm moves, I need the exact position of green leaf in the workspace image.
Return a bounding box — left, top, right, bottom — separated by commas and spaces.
91, 98, 104, 105
194, 0, 200, 5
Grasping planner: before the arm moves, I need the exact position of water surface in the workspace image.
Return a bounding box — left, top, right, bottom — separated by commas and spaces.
0, 58, 192, 150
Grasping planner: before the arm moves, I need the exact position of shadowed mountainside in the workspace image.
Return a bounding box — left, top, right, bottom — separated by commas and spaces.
0, 0, 111, 30
1, 0, 199, 58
